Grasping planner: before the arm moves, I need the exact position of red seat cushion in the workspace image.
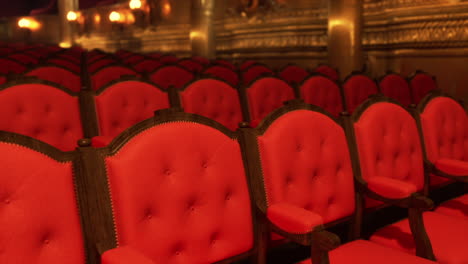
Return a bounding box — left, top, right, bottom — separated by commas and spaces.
267, 203, 323, 234
297, 240, 435, 264
370, 211, 468, 264
434, 159, 468, 176
435, 194, 468, 220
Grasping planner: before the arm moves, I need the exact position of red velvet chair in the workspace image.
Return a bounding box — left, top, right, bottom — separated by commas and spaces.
0, 81, 83, 151
242, 64, 275, 85
8, 52, 39, 64
100, 110, 259, 264
203, 65, 239, 87
349, 97, 468, 264
315, 64, 339, 81
159, 54, 179, 64
191, 56, 210, 65
123, 54, 146, 65
88, 52, 108, 64
88, 58, 120, 73
92, 79, 170, 147
415, 93, 468, 219
0, 58, 27, 74
178, 59, 204, 73
279, 64, 310, 87
238, 102, 435, 264
177, 78, 243, 131
133, 59, 163, 74
240, 60, 257, 71
378, 73, 412, 106
149, 65, 195, 90
25, 65, 81, 92
342, 73, 379, 114
46, 58, 81, 73
91, 65, 138, 91
299, 74, 344, 117
409, 71, 438, 105
0, 132, 86, 264
241, 77, 295, 127
212, 59, 236, 71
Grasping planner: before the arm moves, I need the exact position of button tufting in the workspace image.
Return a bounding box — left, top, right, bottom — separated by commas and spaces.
296, 144, 303, 152
44, 104, 51, 113
225, 191, 232, 201
163, 169, 171, 176
201, 162, 208, 169
4, 198, 10, 204
16, 106, 24, 114
328, 197, 334, 205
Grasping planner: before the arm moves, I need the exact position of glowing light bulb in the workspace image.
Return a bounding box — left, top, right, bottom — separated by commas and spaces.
67, 11, 78, 21
18, 18, 41, 30
109, 11, 122, 22
129, 0, 142, 9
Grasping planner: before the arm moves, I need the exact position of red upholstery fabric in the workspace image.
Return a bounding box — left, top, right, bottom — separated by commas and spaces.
366, 177, 417, 199
203, 66, 239, 87
26, 66, 81, 92
240, 60, 257, 71
242, 65, 275, 85
191, 56, 210, 65
0, 58, 26, 74
435, 159, 468, 176
56, 53, 81, 64
102, 246, 155, 264
133, 59, 163, 73
213, 59, 236, 71
297, 240, 435, 264
420, 97, 468, 186
379, 74, 412, 106
88, 59, 119, 73
123, 55, 145, 65
257, 110, 355, 224
0, 142, 85, 264
105, 122, 253, 263
178, 60, 204, 73
0, 84, 83, 151
370, 211, 468, 264
91, 66, 138, 90
149, 66, 194, 89
95, 81, 169, 139
9, 53, 38, 64
300, 75, 343, 117
180, 79, 243, 131
353, 103, 425, 205
435, 194, 468, 220
91, 136, 113, 147
0, 75, 6, 85
267, 203, 323, 234
279, 65, 309, 86
410, 73, 437, 104
88, 53, 107, 63
148, 52, 163, 59
47, 58, 81, 73
314, 65, 339, 81
343, 75, 378, 113
247, 77, 295, 126
159, 55, 179, 64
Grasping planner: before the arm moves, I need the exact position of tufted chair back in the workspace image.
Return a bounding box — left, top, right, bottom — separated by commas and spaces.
379, 73, 412, 106
47, 58, 81, 73
0, 83, 83, 151
178, 59, 204, 73
343, 74, 379, 114
133, 59, 163, 74
245, 77, 296, 127
149, 65, 195, 89
103, 115, 254, 263
91, 66, 138, 91
419, 96, 468, 186
95, 80, 170, 139
26, 66, 81, 92
88, 58, 119, 73
180, 79, 243, 131
0, 58, 27, 74
352, 101, 425, 200
314, 65, 339, 81
203, 65, 239, 87
300, 75, 344, 117
256, 107, 355, 224
279, 65, 309, 87
242, 64, 275, 85
409, 72, 438, 105
0, 134, 86, 264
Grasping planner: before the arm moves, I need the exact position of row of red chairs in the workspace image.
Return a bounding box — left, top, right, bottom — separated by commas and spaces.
2, 93, 467, 263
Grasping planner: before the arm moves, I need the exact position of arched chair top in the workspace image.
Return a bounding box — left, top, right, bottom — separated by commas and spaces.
351, 97, 425, 198
408, 71, 438, 105
54, 53, 81, 65
149, 64, 195, 89
0, 80, 83, 151
7, 52, 39, 64
147, 52, 163, 59
315, 64, 339, 81
158, 54, 179, 64
239, 60, 257, 71
342, 73, 379, 114
0, 58, 27, 74
212, 59, 236, 70
191, 56, 210, 65
122, 54, 146, 65
46, 58, 81, 73
115, 49, 133, 59
179, 78, 243, 131
90, 65, 138, 91
242, 64, 276, 85
88, 58, 121, 73
203, 65, 239, 87
251, 102, 356, 227
133, 59, 163, 73
244, 76, 296, 127
378, 72, 412, 106
177, 58, 204, 73
25, 64, 81, 92
278, 64, 310, 86
94, 78, 170, 139
100, 110, 254, 263
299, 74, 344, 117
0, 131, 85, 263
